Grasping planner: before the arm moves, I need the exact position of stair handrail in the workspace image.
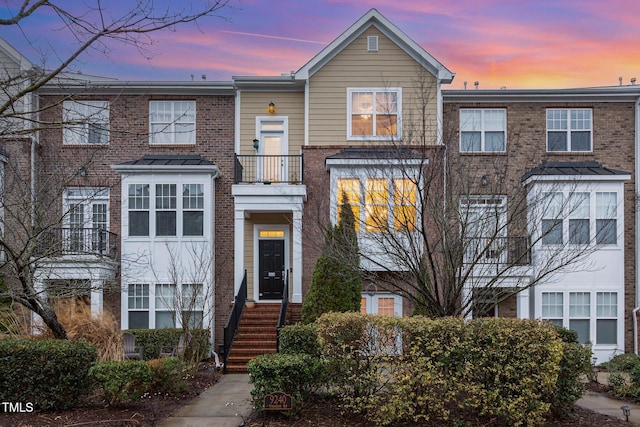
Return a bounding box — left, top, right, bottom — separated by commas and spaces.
276, 270, 289, 352
223, 269, 247, 373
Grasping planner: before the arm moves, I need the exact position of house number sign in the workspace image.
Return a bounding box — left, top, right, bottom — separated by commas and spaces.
264, 391, 293, 411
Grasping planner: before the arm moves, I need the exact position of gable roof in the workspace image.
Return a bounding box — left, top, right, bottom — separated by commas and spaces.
0, 36, 34, 72
295, 9, 454, 83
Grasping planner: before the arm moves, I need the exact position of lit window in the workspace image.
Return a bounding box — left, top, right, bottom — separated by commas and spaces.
63, 100, 109, 145
348, 88, 400, 138
338, 178, 361, 232
377, 297, 395, 317
393, 179, 417, 231
460, 109, 506, 152
365, 179, 388, 232
547, 109, 592, 152
149, 101, 196, 145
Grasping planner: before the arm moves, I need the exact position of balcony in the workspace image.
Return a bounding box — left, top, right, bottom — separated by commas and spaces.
36, 228, 118, 259
463, 236, 531, 266
234, 154, 303, 184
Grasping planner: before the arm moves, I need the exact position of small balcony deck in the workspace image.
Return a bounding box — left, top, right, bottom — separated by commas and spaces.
36, 228, 118, 259
234, 154, 303, 184
463, 236, 531, 266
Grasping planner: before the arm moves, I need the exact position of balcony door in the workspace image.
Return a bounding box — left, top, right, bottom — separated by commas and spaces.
257, 117, 288, 183
461, 196, 506, 264
63, 188, 109, 253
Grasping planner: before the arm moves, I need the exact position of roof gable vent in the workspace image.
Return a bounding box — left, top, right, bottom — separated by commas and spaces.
367, 36, 378, 52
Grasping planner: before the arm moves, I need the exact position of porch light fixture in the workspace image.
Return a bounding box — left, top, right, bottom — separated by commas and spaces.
252, 138, 259, 150
79, 166, 88, 177
481, 175, 489, 186
268, 101, 275, 114
621, 405, 631, 422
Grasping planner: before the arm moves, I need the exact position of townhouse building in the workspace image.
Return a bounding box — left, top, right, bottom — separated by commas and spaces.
1, 9, 639, 367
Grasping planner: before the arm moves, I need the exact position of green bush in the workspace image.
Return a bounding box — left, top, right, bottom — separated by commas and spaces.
602, 353, 640, 372
125, 328, 210, 361
278, 323, 320, 356
550, 326, 592, 418
247, 353, 325, 412
0, 338, 97, 410
317, 313, 563, 427
148, 357, 188, 395
89, 360, 153, 405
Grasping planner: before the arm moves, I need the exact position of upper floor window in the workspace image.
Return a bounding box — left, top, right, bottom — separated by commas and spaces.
540, 190, 618, 246
546, 109, 592, 152
149, 101, 196, 145
63, 100, 109, 145
336, 176, 417, 233
63, 187, 109, 253
460, 109, 506, 152
348, 88, 401, 139
127, 182, 205, 238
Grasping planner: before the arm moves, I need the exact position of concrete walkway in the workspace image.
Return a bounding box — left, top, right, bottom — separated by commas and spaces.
159, 374, 252, 427
159, 371, 640, 426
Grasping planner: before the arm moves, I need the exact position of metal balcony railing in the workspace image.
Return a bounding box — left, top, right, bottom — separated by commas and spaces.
37, 228, 118, 258
463, 236, 531, 266
234, 154, 303, 184
223, 270, 247, 373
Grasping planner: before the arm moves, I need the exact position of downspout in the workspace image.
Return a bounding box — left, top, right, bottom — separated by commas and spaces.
634, 95, 640, 354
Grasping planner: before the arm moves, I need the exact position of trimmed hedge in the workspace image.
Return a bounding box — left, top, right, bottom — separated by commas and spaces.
278, 323, 320, 356
317, 313, 564, 427
247, 353, 325, 412
89, 360, 153, 405
125, 328, 210, 361
551, 326, 592, 418
0, 339, 97, 410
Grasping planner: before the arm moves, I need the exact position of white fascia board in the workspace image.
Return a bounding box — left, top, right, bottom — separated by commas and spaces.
111, 164, 222, 177
521, 173, 631, 186
325, 158, 426, 170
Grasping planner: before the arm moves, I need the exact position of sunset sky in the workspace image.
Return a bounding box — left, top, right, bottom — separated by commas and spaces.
2, 0, 640, 89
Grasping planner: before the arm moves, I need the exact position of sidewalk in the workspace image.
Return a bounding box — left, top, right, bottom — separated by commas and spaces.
159, 371, 640, 426
159, 374, 253, 427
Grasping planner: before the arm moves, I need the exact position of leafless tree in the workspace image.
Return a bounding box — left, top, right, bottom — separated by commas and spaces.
0, 0, 232, 338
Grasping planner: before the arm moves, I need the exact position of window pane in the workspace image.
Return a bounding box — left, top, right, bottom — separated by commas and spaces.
156, 211, 176, 236
129, 211, 149, 236
548, 132, 567, 151
182, 311, 203, 328
461, 132, 481, 151
596, 219, 616, 244
156, 311, 175, 328
352, 114, 373, 135
542, 219, 563, 245
596, 319, 617, 344
597, 292, 617, 317
129, 312, 149, 329
485, 132, 505, 151
352, 92, 373, 113
184, 211, 204, 236
377, 297, 395, 317
569, 219, 589, 244
376, 114, 397, 136
571, 131, 591, 151
569, 319, 590, 344
460, 110, 481, 131
542, 292, 563, 318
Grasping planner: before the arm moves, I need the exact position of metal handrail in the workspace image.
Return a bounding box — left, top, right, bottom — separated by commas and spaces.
234, 154, 303, 184
463, 236, 531, 265
222, 270, 247, 373
36, 227, 117, 258
276, 271, 289, 352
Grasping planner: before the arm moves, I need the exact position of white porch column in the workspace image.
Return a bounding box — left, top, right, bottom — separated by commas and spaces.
292, 209, 303, 303
234, 207, 246, 295
517, 288, 530, 319
90, 280, 103, 317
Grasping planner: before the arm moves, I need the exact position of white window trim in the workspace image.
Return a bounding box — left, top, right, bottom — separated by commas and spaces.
63, 100, 110, 145
546, 108, 593, 153
347, 87, 402, 140
125, 177, 209, 239
459, 108, 506, 153
149, 100, 196, 145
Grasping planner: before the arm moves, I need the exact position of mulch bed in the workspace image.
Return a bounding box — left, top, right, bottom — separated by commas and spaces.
0, 366, 633, 427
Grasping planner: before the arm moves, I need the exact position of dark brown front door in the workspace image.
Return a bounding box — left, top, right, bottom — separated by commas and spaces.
259, 239, 285, 300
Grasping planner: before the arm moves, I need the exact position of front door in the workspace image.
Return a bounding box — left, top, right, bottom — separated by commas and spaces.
259, 239, 285, 300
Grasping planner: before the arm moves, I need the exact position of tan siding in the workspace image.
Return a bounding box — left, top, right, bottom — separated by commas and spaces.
308, 27, 439, 146
239, 91, 304, 155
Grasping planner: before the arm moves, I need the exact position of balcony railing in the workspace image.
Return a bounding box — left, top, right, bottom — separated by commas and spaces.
36, 228, 118, 258
234, 154, 303, 184
463, 236, 531, 266
223, 269, 247, 373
